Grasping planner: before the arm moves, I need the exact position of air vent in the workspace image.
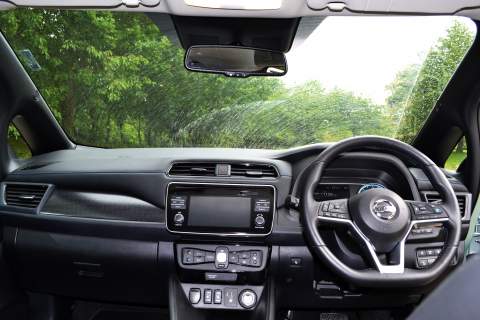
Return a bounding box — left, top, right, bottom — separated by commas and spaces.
424, 193, 468, 218
230, 163, 278, 178
169, 162, 216, 176
4, 183, 49, 209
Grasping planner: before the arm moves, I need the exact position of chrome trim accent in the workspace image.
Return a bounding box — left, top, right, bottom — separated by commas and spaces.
39, 211, 165, 224
317, 215, 449, 274
421, 191, 472, 221
165, 182, 276, 237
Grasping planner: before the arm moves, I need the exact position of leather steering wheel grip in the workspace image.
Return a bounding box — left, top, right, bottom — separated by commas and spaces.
301, 136, 461, 288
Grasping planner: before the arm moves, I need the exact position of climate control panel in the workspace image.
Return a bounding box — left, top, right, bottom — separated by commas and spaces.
177, 244, 268, 272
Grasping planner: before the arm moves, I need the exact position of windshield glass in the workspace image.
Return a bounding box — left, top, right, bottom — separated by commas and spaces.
0, 10, 476, 149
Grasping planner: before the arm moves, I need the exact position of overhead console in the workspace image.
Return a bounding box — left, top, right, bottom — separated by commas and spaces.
166, 183, 275, 236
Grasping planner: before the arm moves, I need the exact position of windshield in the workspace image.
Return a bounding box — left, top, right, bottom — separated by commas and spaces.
0, 10, 476, 149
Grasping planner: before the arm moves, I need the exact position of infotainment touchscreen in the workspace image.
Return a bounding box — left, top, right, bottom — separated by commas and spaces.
166, 183, 275, 235
188, 196, 251, 228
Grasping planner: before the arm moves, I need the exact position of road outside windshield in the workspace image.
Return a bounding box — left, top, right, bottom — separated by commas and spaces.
0, 11, 476, 149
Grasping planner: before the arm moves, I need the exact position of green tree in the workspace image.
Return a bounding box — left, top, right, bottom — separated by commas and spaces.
395, 21, 474, 142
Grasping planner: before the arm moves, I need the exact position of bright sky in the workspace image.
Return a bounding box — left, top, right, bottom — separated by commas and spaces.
284, 16, 476, 104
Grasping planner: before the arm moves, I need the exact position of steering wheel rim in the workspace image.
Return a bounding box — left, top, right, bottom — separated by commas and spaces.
301, 136, 461, 288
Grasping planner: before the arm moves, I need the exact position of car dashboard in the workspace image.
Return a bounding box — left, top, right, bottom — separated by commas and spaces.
0, 144, 472, 317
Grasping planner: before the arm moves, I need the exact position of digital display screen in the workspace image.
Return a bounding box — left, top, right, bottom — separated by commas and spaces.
188, 196, 251, 228
314, 184, 350, 201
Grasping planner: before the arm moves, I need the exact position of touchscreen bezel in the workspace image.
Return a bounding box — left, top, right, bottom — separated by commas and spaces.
165, 182, 276, 236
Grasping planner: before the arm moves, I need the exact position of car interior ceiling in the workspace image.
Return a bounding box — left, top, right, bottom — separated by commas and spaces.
1, 1, 480, 320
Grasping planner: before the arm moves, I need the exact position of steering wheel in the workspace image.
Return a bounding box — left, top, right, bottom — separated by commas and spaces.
301, 136, 461, 287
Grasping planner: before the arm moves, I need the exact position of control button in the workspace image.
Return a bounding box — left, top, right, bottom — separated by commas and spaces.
240, 258, 249, 266
182, 248, 194, 264
239, 289, 257, 309
417, 249, 427, 257
228, 252, 239, 264
205, 252, 215, 262
254, 199, 271, 213
194, 256, 205, 264
418, 258, 429, 268
434, 248, 442, 255
204, 289, 212, 304
427, 258, 436, 265
426, 249, 435, 256
214, 289, 222, 304
194, 250, 205, 257
183, 255, 194, 264
174, 213, 185, 224
215, 247, 229, 269
254, 215, 266, 227
290, 257, 302, 266
170, 196, 187, 210
240, 252, 251, 259
430, 204, 444, 214
189, 288, 201, 304
322, 202, 329, 212
224, 288, 238, 307
249, 251, 262, 267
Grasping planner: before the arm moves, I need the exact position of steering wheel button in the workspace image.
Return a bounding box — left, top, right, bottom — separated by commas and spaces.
418, 259, 429, 268
417, 249, 427, 257
322, 202, 329, 212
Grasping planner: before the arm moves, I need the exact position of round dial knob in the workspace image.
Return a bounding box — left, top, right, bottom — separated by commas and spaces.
239, 289, 257, 309
255, 215, 265, 227
173, 213, 185, 224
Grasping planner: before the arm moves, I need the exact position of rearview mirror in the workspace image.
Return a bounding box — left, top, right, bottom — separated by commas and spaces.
185, 45, 287, 77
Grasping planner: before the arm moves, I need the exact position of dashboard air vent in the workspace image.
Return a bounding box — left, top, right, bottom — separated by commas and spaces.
4, 183, 49, 208
230, 163, 278, 178
424, 193, 467, 218
169, 162, 216, 176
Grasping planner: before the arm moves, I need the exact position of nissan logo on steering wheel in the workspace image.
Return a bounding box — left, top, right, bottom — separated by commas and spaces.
372, 199, 397, 220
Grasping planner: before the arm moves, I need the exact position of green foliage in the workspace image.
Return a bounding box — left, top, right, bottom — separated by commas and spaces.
0, 10, 474, 150
395, 21, 474, 142
7, 124, 31, 159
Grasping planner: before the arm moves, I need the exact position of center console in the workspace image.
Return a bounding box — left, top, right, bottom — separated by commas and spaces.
166, 183, 275, 318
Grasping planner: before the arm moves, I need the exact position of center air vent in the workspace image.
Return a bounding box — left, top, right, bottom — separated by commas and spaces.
169, 162, 216, 176
424, 192, 469, 218
4, 183, 49, 209
230, 163, 278, 178
168, 162, 278, 178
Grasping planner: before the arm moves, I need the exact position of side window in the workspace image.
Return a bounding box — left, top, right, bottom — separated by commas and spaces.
445, 137, 467, 171
7, 123, 32, 159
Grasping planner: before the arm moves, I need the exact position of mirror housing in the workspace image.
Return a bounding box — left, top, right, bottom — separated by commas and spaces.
185, 45, 287, 77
